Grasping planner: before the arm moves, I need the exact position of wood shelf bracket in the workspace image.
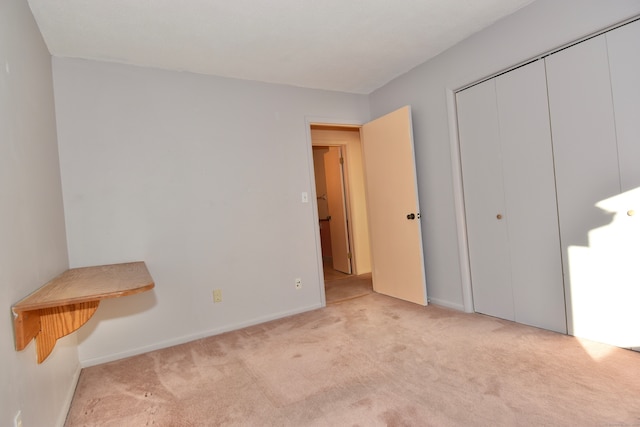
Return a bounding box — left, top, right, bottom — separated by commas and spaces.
12, 262, 155, 363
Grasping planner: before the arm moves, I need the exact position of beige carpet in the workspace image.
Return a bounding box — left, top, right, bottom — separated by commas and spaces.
65, 293, 640, 426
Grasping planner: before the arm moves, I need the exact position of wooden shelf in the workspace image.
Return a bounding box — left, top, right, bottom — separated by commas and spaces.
12, 261, 155, 363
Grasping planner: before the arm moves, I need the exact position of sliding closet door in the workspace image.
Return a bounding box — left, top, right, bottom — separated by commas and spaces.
457, 60, 565, 333
546, 35, 624, 346
496, 61, 566, 333
457, 79, 513, 321
606, 20, 640, 350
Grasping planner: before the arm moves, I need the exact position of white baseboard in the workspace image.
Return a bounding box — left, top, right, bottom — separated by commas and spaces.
428, 297, 465, 312
80, 303, 323, 367
57, 363, 82, 427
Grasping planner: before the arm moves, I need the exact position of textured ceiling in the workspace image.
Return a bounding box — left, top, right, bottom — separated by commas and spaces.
27, 0, 534, 94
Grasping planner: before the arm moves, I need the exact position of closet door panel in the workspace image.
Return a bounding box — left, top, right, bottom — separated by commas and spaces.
608, 19, 640, 191
495, 60, 566, 333
457, 80, 514, 321
546, 35, 622, 343
605, 20, 640, 349
591, 187, 640, 349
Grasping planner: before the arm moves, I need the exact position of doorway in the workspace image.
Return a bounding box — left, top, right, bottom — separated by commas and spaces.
310, 125, 373, 303
309, 106, 428, 307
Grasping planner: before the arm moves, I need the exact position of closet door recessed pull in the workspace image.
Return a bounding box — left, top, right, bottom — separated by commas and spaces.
496, 214, 503, 220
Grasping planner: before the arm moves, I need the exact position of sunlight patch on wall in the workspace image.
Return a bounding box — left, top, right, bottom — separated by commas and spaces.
568, 187, 640, 358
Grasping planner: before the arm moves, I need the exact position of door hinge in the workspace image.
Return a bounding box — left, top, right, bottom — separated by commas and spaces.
339, 157, 344, 165
347, 252, 352, 260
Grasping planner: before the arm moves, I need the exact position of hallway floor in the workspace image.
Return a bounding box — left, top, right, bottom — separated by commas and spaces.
323, 258, 373, 304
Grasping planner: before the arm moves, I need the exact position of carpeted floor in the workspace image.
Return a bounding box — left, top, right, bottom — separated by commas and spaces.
325, 273, 373, 304
65, 292, 640, 426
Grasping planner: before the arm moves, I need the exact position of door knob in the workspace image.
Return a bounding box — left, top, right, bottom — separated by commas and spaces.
496, 214, 503, 220
407, 213, 415, 220
628, 210, 635, 217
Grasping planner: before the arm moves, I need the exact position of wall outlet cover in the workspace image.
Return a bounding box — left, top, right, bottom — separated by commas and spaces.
213, 289, 222, 303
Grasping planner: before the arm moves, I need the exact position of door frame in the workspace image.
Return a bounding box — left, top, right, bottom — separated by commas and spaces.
447, 88, 476, 314
304, 116, 364, 307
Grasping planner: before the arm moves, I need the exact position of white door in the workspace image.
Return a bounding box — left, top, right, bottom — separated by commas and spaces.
457, 60, 566, 333
546, 34, 629, 347
496, 60, 566, 333
607, 20, 640, 350
457, 79, 514, 321
361, 106, 427, 305
324, 146, 351, 274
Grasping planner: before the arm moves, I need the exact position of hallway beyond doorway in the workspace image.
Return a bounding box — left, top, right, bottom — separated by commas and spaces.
324, 257, 373, 304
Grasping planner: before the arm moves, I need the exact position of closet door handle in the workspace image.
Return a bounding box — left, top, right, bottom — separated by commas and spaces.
496, 214, 503, 220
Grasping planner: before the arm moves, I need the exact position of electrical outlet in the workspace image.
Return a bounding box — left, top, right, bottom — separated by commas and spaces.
213, 289, 222, 303
14, 411, 22, 427
295, 278, 302, 289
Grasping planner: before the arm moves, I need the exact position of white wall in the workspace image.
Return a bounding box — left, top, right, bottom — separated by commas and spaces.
369, 0, 640, 310
0, 1, 78, 426
52, 58, 370, 365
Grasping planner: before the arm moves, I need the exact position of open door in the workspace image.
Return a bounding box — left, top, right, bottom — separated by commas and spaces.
361, 106, 427, 305
324, 147, 351, 274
